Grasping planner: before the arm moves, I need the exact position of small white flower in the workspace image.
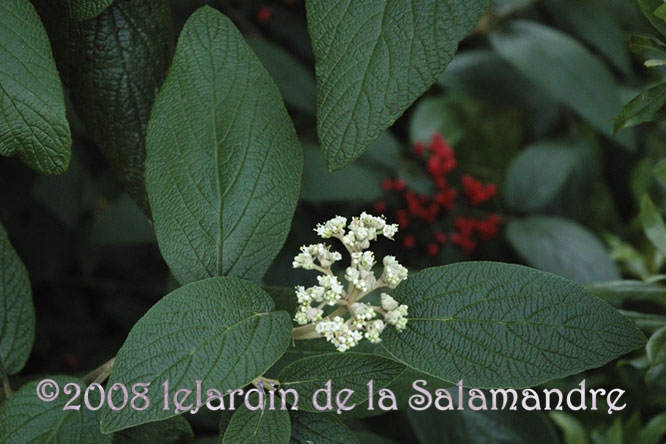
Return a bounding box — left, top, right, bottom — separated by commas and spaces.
380, 293, 399, 311
382, 256, 408, 288
382, 223, 398, 239
315, 216, 347, 238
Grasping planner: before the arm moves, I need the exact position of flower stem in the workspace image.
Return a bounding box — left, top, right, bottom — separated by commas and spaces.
82, 357, 116, 386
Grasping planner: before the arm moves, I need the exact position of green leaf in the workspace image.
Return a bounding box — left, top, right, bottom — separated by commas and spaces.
0, 376, 111, 444
638, 411, 666, 444
35, 0, 174, 213
629, 35, 666, 62
100, 277, 293, 432
381, 262, 645, 388
549, 412, 589, 444
245, 37, 316, 115
89, 195, 156, 246
504, 139, 586, 214
407, 390, 559, 444
0, 0, 71, 174
145, 6, 302, 284
506, 216, 620, 284
112, 416, 193, 444
647, 326, 666, 365
289, 411, 360, 444
221, 393, 291, 444
615, 83, 666, 133
638, 0, 666, 37
67, 0, 113, 21
587, 280, 666, 307
490, 20, 630, 147
278, 353, 405, 412
640, 194, 666, 257
0, 223, 34, 375
307, 0, 490, 170
408, 96, 466, 146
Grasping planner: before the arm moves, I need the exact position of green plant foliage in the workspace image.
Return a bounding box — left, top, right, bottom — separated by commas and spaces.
407, 390, 559, 444
0, 223, 34, 376
381, 262, 644, 388
0, 377, 111, 444
640, 194, 666, 257
100, 277, 292, 432
221, 393, 291, 444
145, 7, 302, 284
306, 0, 491, 170
35, 0, 174, 213
112, 416, 193, 444
503, 139, 588, 214
278, 354, 405, 412
615, 83, 666, 132
490, 20, 630, 147
0, 0, 71, 174
67, 0, 113, 21
289, 411, 360, 444
506, 216, 620, 284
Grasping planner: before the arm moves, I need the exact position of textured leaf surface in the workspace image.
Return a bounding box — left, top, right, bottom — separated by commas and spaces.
408, 390, 559, 444
0, 0, 71, 174
307, 0, 490, 169
36, 0, 174, 213
490, 20, 627, 145
0, 223, 34, 375
146, 6, 302, 284
112, 416, 193, 444
381, 262, 645, 388
289, 412, 359, 444
507, 216, 619, 284
222, 395, 290, 444
67, 0, 113, 20
638, 0, 666, 38
278, 353, 404, 412
0, 376, 111, 444
100, 277, 292, 432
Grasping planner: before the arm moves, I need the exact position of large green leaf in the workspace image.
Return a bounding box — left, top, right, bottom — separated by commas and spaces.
35, 0, 174, 213
0, 223, 34, 375
289, 412, 359, 444
67, 0, 113, 21
407, 389, 559, 444
615, 82, 666, 133
307, 0, 490, 170
638, 0, 666, 38
278, 353, 404, 412
100, 277, 293, 432
146, 6, 302, 284
490, 20, 630, 147
504, 139, 587, 214
0, 376, 111, 444
221, 394, 291, 444
506, 216, 620, 284
381, 262, 645, 388
0, 0, 71, 174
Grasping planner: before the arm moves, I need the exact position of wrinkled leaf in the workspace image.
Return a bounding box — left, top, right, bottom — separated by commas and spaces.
0, 223, 34, 375
507, 216, 619, 284
36, 0, 174, 213
0, 0, 71, 174
381, 262, 645, 388
307, 0, 490, 169
146, 7, 302, 284
647, 326, 666, 365
0, 376, 111, 444
100, 277, 293, 432
221, 393, 290, 444
289, 411, 359, 444
278, 353, 404, 412
67, 0, 113, 21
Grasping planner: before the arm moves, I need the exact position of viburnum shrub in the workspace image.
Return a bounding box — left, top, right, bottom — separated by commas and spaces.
376, 133, 500, 256
0, 0, 655, 443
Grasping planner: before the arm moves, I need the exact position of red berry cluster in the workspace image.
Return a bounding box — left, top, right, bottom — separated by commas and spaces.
256, 0, 295, 24
374, 132, 500, 257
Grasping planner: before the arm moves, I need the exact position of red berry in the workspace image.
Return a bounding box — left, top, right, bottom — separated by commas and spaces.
413, 141, 425, 157
381, 178, 393, 191
427, 242, 440, 256
393, 179, 406, 192
403, 235, 415, 249
257, 6, 273, 23
435, 232, 447, 244
373, 200, 387, 214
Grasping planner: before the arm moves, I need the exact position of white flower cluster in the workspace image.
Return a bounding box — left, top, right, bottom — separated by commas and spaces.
293, 213, 409, 352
